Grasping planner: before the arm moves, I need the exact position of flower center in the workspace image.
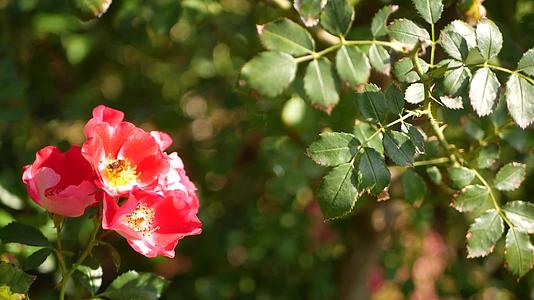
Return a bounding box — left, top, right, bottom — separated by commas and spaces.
103, 158, 138, 189
126, 203, 158, 236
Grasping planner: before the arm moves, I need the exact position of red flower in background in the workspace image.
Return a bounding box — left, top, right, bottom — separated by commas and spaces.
22, 146, 99, 217
102, 188, 201, 258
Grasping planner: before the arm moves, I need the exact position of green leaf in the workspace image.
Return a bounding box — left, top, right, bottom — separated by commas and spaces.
412, 0, 443, 24
404, 83, 425, 104
393, 57, 429, 83
241, 52, 297, 98
258, 19, 315, 56
353, 122, 383, 154
448, 166, 475, 189
307, 132, 359, 166
293, 0, 323, 27
443, 20, 477, 49
518, 48, 534, 76
25, 248, 52, 271
319, 0, 354, 36
466, 209, 504, 258
388, 19, 431, 49
356, 84, 388, 124
385, 85, 405, 115
503, 201, 534, 234
67, 0, 112, 21
304, 58, 339, 113
358, 147, 391, 195
335, 46, 370, 85
505, 73, 534, 129
426, 166, 443, 184
477, 144, 499, 169
0, 222, 50, 247
0, 263, 35, 294
440, 31, 469, 61
382, 130, 415, 166
368, 44, 391, 74
101, 271, 170, 300
505, 228, 534, 277
440, 96, 464, 110
494, 162, 527, 191
475, 18, 503, 60
401, 123, 425, 154
469, 67, 500, 116
443, 60, 471, 97
371, 5, 399, 37
73, 265, 103, 296
452, 184, 489, 212
402, 169, 426, 204
317, 163, 358, 220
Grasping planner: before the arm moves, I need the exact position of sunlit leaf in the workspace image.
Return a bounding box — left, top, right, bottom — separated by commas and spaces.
411, 0, 443, 24
353, 122, 383, 154
440, 31, 469, 61
101, 271, 170, 300
368, 44, 391, 74
443, 20, 477, 49
258, 19, 315, 56
241, 52, 297, 98
475, 18, 503, 60
405, 83, 425, 104
505, 228, 534, 277
307, 132, 359, 166
517, 48, 534, 76
466, 209, 504, 258
469, 67, 500, 116
494, 162, 527, 191
388, 19, 431, 49
505, 73, 534, 129
371, 5, 398, 38
304, 58, 339, 113
503, 201, 534, 234
401, 123, 425, 154
452, 184, 489, 212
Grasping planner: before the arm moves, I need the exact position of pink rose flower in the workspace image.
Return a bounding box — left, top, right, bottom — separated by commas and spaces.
102, 188, 201, 258
22, 146, 100, 217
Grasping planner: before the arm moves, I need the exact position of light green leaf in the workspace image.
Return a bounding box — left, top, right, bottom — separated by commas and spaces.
371, 5, 399, 38
452, 184, 489, 212
25, 248, 52, 271
258, 19, 315, 56
494, 162, 527, 191
358, 147, 390, 195
402, 169, 426, 204
448, 166, 475, 189
0, 263, 35, 294
411, 0, 443, 24
405, 83, 425, 104
401, 123, 425, 154
426, 166, 443, 184
440, 96, 463, 110
503, 201, 534, 234
477, 144, 499, 169
101, 271, 170, 300
475, 18, 503, 60
241, 52, 297, 98
385, 85, 405, 115
382, 130, 415, 166
443, 60, 471, 97
353, 122, 383, 154
388, 19, 431, 49
518, 48, 534, 76
466, 209, 504, 258
319, 0, 354, 36
440, 30, 469, 61
505, 73, 534, 129
393, 57, 429, 83
368, 44, 391, 74
0, 222, 50, 247
336, 46, 370, 85
505, 228, 534, 277
317, 163, 358, 220
73, 265, 103, 296
443, 20, 477, 49
469, 67, 500, 116
293, 0, 323, 27
356, 84, 388, 124
304, 58, 339, 113
306, 132, 359, 166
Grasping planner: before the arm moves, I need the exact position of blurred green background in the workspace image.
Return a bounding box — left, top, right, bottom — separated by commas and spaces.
1, 0, 534, 299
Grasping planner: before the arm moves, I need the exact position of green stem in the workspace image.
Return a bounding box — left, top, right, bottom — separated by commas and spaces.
472, 169, 514, 228
425, 102, 459, 165
413, 157, 450, 167
58, 212, 102, 300
430, 23, 436, 66
475, 63, 534, 85
294, 39, 394, 64
54, 219, 67, 275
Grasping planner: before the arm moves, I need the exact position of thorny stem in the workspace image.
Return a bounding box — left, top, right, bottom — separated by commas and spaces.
294, 40, 394, 63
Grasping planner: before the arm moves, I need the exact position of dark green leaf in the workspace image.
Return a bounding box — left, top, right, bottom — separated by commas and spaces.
443, 60, 471, 97
469, 67, 500, 116
319, 0, 354, 36
258, 19, 315, 56
426, 166, 443, 184
293, 0, 323, 27
401, 123, 425, 154
477, 144, 499, 169
383, 130, 415, 166
518, 48, 534, 76
393, 57, 429, 83
466, 209, 504, 258
25, 248, 52, 270
388, 19, 431, 49
101, 271, 170, 300
440, 30, 469, 61
452, 184, 489, 212
412, 0, 443, 24
241, 52, 297, 98
73, 265, 103, 295
443, 20, 476, 49
404, 83, 425, 104
0, 222, 50, 247
475, 18, 503, 60
448, 166, 475, 189
368, 44, 391, 74
385, 85, 405, 115
304, 58, 339, 113
307, 132, 359, 166
356, 84, 388, 124
353, 122, 383, 154
0, 263, 35, 294
358, 147, 391, 195
371, 5, 399, 37
505, 73, 534, 129
336, 46, 370, 85
317, 163, 358, 220
402, 169, 426, 204
505, 228, 534, 277
494, 162, 527, 191
503, 201, 534, 234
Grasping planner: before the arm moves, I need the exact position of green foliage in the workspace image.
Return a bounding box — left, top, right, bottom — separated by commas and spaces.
404, 83, 425, 104
0, 263, 35, 294
452, 185, 489, 212
335, 46, 370, 85
371, 5, 398, 38
448, 167, 475, 189
356, 84, 388, 124
304, 58, 339, 112
73, 265, 103, 296
0, 222, 50, 247
506, 73, 534, 129
469, 67, 500, 117
241, 52, 297, 98
503, 201, 534, 233
382, 130, 415, 167
466, 209, 504, 258
258, 19, 315, 56
319, 0, 354, 36
24, 248, 52, 270
358, 147, 390, 195
388, 19, 431, 49
411, 0, 443, 24
317, 163, 358, 220
402, 169, 426, 205
306, 132, 359, 166
475, 18, 503, 60
505, 229, 534, 277
100, 271, 169, 300
518, 48, 534, 76
494, 162, 527, 191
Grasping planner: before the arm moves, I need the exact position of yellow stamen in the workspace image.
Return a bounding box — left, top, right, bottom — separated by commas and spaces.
103, 158, 138, 189
126, 203, 158, 236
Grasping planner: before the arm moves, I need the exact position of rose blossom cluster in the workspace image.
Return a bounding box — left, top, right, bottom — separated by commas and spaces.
22, 105, 201, 258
